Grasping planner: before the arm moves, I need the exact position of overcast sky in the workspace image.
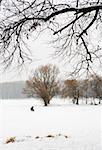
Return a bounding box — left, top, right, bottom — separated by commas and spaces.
0, 28, 102, 83
0, 31, 69, 82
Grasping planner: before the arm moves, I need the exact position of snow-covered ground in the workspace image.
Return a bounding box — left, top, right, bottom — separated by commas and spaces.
0, 98, 102, 150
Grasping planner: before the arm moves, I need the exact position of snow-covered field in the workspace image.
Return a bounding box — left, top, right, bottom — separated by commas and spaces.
0, 98, 102, 150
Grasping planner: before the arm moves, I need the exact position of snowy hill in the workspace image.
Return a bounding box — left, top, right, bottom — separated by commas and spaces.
0, 81, 27, 99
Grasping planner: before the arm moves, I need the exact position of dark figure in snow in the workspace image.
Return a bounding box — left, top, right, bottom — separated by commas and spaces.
30, 106, 34, 111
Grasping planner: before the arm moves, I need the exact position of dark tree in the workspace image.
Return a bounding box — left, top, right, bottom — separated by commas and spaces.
0, 0, 102, 74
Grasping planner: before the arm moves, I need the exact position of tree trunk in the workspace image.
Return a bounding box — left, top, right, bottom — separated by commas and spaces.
43, 99, 48, 106
86, 99, 87, 104
72, 98, 75, 104
44, 100, 48, 106
76, 98, 79, 105
99, 98, 101, 104
85, 96, 88, 104
48, 99, 50, 104
93, 98, 96, 105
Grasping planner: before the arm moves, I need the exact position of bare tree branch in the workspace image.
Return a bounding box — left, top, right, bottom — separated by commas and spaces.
78, 9, 99, 38
0, 0, 102, 75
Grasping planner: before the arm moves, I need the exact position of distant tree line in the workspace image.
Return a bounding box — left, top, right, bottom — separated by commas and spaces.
24, 64, 102, 106
61, 75, 102, 105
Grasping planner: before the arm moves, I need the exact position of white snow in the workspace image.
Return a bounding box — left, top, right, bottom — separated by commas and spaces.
0, 98, 102, 150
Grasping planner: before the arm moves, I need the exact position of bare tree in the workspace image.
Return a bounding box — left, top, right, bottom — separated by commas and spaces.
0, 0, 102, 73
24, 64, 59, 106
62, 79, 80, 104
89, 74, 102, 104
79, 79, 90, 104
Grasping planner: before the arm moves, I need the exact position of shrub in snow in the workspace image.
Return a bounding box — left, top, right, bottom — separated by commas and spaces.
46, 135, 55, 138
35, 136, 40, 139
5, 137, 16, 144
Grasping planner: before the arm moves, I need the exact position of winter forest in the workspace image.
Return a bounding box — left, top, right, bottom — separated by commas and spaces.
0, 0, 102, 150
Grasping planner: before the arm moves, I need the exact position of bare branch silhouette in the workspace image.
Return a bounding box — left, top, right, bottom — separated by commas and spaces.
0, 0, 102, 74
